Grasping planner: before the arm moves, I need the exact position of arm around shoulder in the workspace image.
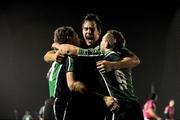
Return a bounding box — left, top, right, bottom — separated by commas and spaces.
113, 52, 140, 70
96, 48, 140, 72
44, 50, 57, 63
113, 48, 140, 70
52, 43, 80, 57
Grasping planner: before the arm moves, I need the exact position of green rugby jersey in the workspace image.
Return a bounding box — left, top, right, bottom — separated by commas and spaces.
78, 47, 138, 102
47, 56, 74, 97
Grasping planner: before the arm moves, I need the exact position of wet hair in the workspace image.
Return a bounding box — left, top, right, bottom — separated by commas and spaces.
82, 13, 102, 32
106, 29, 126, 51
54, 26, 77, 43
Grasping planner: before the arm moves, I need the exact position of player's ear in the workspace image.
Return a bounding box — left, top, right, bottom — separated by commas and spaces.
105, 40, 109, 48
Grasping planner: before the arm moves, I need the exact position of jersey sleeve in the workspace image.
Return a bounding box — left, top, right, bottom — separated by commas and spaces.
66, 56, 74, 72
78, 48, 104, 57
144, 100, 154, 110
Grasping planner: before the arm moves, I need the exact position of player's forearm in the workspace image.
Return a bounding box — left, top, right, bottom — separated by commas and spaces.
60, 44, 79, 57
112, 55, 140, 70
52, 43, 79, 57
44, 50, 56, 63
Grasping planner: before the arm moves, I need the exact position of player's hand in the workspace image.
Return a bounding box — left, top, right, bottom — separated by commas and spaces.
52, 42, 60, 49
70, 81, 88, 94
96, 60, 113, 73
103, 96, 120, 111
55, 51, 65, 63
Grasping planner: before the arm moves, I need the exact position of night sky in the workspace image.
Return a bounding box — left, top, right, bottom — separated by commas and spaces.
0, 2, 179, 119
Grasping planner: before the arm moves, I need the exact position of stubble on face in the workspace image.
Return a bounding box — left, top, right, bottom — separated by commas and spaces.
82, 20, 100, 47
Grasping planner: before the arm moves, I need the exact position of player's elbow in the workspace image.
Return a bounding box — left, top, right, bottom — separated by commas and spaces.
44, 54, 53, 63
132, 55, 140, 67
135, 56, 140, 65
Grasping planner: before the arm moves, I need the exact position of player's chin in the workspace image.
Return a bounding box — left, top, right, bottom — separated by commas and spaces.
87, 41, 95, 46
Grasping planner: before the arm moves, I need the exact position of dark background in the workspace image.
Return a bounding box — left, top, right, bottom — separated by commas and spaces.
0, 2, 180, 119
